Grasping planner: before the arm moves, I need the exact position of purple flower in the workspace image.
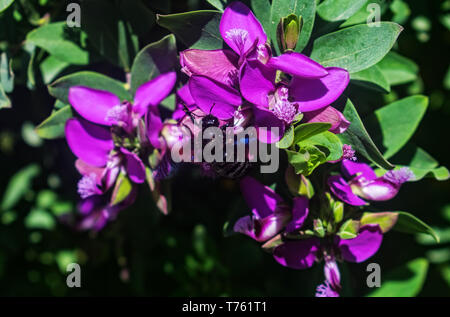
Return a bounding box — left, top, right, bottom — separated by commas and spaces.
273, 224, 383, 297
233, 176, 309, 242
65, 72, 176, 185
328, 160, 415, 206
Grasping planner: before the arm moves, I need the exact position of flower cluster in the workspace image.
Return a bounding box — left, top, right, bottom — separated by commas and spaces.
61, 2, 417, 296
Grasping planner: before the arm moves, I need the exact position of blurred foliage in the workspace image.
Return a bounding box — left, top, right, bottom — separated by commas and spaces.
0, 0, 449, 296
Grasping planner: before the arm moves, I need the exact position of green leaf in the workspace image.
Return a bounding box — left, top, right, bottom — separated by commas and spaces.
26, 22, 89, 65
299, 131, 343, 162
0, 0, 15, 13
35, 106, 73, 139
391, 0, 411, 24
286, 145, 327, 176
367, 258, 429, 297
39, 55, 70, 85
130, 34, 177, 94
337, 219, 360, 239
1, 52, 14, 93
394, 211, 439, 243
377, 51, 418, 86
206, 0, 226, 11
276, 125, 294, 149
0, 84, 10, 109
310, 22, 403, 73
48, 71, 131, 104
338, 99, 394, 169
317, 0, 367, 22
110, 172, 133, 206
270, 0, 316, 53
367, 95, 428, 159
350, 64, 390, 93
340, 0, 389, 27
157, 10, 223, 50
1, 164, 40, 211
360, 212, 398, 233
293, 122, 331, 144
251, 0, 271, 39
24, 208, 56, 230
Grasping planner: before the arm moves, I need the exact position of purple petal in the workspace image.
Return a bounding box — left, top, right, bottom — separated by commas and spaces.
267, 52, 328, 78
174, 84, 196, 121
133, 71, 176, 116
273, 238, 320, 270
220, 2, 267, 56
180, 49, 239, 85
121, 148, 146, 184
233, 210, 291, 242
290, 67, 350, 112
189, 75, 241, 120
253, 107, 285, 143
65, 118, 113, 167
240, 176, 284, 219
353, 178, 400, 201
147, 108, 163, 149
75, 160, 105, 183
285, 196, 309, 233
336, 224, 383, 263
68, 86, 120, 126
303, 106, 350, 134
240, 60, 276, 109
341, 159, 377, 180
327, 175, 367, 206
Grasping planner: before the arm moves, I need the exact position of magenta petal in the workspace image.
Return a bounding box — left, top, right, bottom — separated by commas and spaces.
327, 175, 367, 206
65, 118, 113, 167
133, 71, 176, 116
121, 148, 146, 184
253, 107, 285, 143
356, 178, 400, 201
303, 106, 350, 134
267, 52, 328, 78
290, 67, 350, 112
75, 160, 105, 184
189, 75, 241, 120
341, 159, 377, 180
285, 196, 309, 233
337, 224, 383, 263
180, 49, 239, 85
240, 176, 284, 219
240, 60, 276, 109
69, 86, 120, 126
273, 238, 320, 270
174, 84, 196, 121
234, 211, 290, 242
147, 108, 163, 149
220, 1, 267, 56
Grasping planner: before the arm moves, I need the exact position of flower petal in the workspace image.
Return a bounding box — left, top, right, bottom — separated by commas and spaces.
240, 176, 284, 219
290, 67, 350, 112
267, 52, 328, 78
303, 106, 350, 134
75, 159, 105, 184
147, 108, 163, 149
133, 71, 176, 116
341, 159, 377, 180
285, 196, 309, 232
253, 107, 285, 143
173, 84, 196, 121
354, 178, 400, 201
68, 86, 120, 126
121, 148, 146, 184
337, 224, 383, 263
65, 118, 113, 167
220, 2, 267, 56
180, 49, 239, 85
327, 175, 367, 206
189, 75, 241, 120
234, 211, 290, 242
240, 60, 276, 109
273, 238, 320, 270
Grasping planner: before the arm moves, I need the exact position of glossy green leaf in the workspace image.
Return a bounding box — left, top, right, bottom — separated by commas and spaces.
1, 52, 14, 93
338, 99, 394, 169
35, 106, 73, 139
367, 258, 428, 297
26, 22, 89, 65
270, 0, 316, 53
1, 164, 40, 211
340, 0, 389, 27
111, 172, 133, 206
276, 125, 294, 149
394, 211, 439, 242
251, 0, 271, 39
0, 0, 15, 13
130, 34, 177, 94
317, 0, 367, 22
310, 22, 403, 73
300, 131, 343, 161
0, 84, 10, 109
286, 145, 327, 176
48, 71, 131, 104
350, 64, 390, 93
293, 122, 331, 144
39, 55, 70, 85
367, 95, 428, 159
206, 0, 226, 11
157, 10, 223, 50
378, 51, 418, 86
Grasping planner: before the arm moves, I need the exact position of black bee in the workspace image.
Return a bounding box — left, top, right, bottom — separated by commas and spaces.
181, 103, 252, 179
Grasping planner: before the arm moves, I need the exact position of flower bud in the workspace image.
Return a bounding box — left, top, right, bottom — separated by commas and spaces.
277, 14, 303, 52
